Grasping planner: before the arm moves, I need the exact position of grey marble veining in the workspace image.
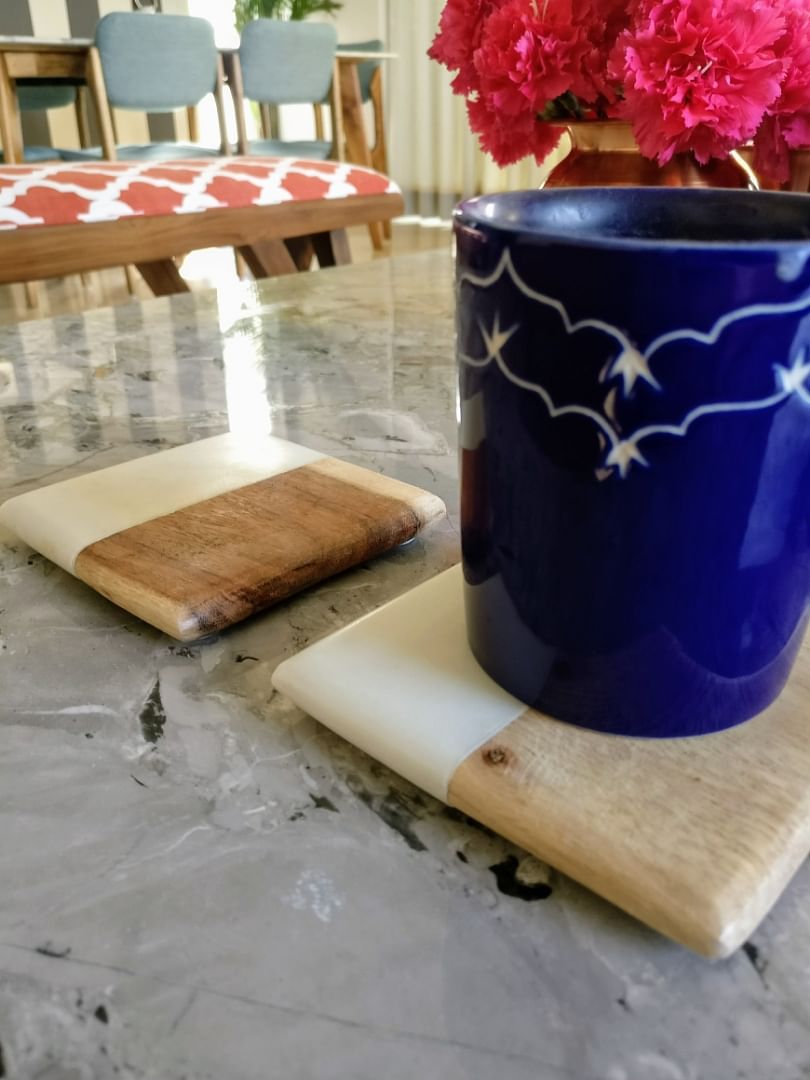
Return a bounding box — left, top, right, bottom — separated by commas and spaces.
1, 251, 809, 1080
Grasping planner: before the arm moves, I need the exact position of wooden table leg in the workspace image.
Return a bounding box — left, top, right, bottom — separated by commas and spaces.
339, 62, 384, 252
0, 55, 23, 163
135, 259, 189, 296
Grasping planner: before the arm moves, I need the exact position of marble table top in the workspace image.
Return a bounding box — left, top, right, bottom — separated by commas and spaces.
0, 251, 808, 1080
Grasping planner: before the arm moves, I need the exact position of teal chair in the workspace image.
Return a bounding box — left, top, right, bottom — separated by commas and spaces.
235, 19, 342, 162
60, 11, 228, 163
0, 84, 78, 163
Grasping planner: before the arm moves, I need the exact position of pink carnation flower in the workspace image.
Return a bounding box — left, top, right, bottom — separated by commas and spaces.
428, 0, 507, 95
473, 0, 591, 115
574, 0, 633, 106
613, 0, 787, 165
467, 94, 564, 166
754, 0, 810, 182
429, 0, 803, 174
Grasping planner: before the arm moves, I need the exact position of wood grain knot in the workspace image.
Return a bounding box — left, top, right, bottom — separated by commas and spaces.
483, 746, 509, 767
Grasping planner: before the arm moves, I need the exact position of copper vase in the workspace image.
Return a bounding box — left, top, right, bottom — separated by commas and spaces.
542, 122, 758, 190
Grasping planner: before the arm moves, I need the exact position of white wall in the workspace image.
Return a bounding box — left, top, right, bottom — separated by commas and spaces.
334, 0, 386, 43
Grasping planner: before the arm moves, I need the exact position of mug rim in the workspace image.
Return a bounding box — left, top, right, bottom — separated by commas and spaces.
454, 187, 810, 252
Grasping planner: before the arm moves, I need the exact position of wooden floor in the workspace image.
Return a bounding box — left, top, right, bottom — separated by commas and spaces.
0, 222, 452, 326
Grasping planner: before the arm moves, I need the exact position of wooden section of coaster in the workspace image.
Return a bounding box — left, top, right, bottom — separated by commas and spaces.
448, 677, 810, 958
73, 458, 445, 640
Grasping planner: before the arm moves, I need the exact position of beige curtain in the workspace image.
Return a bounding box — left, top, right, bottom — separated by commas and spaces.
386, 0, 566, 217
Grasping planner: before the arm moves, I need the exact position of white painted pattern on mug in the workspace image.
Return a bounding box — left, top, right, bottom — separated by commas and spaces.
458, 251, 810, 477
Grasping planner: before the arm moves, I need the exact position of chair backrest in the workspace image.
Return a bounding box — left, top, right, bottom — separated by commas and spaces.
338, 40, 383, 103
17, 84, 77, 112
239, 19, 337, 106
96, 11, 218, 111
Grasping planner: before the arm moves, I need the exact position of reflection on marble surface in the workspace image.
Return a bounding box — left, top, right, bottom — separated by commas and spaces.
1, 252, 809, 1079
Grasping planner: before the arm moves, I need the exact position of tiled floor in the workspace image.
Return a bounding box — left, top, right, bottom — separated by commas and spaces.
0, 221, 453, 326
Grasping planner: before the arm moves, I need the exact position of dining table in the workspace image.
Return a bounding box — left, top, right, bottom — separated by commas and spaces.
0, 35, 394, 177
0, 249, 809, 1079
0, 36, 94, 163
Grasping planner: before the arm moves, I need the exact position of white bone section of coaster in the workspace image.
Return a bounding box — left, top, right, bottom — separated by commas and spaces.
271, 564, 525, 801
0, 432, 324, 575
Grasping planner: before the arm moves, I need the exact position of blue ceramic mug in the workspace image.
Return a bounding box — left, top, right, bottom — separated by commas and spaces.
455, 188, 810, 737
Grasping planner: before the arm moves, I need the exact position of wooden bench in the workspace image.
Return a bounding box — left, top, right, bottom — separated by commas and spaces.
0, 156, 403, 295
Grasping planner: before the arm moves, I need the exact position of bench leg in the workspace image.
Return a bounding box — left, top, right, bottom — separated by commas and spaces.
283, 236, 315, 272
237, 240, 298, 279
367, 221, 385, 251
135, 259, 189, 297
311, 229, 351, 269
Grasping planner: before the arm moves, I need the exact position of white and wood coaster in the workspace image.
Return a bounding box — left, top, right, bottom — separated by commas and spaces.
272, 564, 810, 958
0, 433, 446, 640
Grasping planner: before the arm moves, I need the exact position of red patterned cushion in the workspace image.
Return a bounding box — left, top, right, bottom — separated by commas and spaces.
0, 157, 399, 231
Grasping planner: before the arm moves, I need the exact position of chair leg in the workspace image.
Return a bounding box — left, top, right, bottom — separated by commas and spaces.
24, 281, 39, 309
124, 265, 138, 295
260, 104, 273, 140
236, 241, 298, 279
186, 105, 199, 144
135, 259, 190, 297
213, 55, 229, 156
367, 222, 385, 251
75, 89, 92, 149
370, 129, 393, 238
311, 229, 351, 269
313, 104, 325, 142
368, 147, 391, 238
85, 46, 117, 160
369, 69, 392, 242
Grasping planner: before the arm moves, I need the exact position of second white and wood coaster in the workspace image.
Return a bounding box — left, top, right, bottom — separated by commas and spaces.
0, 432, 446, 640
273, 564, 810, 958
